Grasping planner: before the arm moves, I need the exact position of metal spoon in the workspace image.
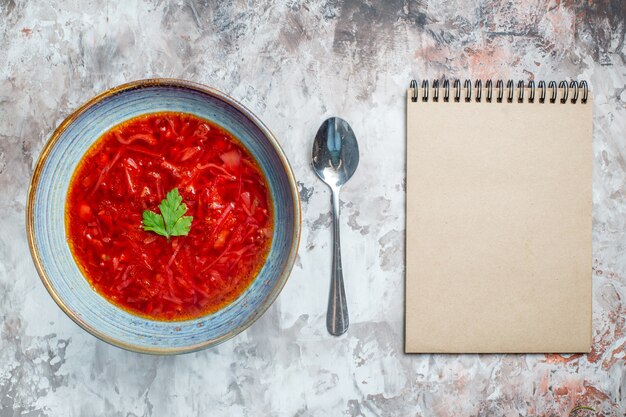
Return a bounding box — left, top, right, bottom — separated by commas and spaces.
312, 117, 359, 336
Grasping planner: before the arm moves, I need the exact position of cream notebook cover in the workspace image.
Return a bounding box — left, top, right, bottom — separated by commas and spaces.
406, 80, 592, 353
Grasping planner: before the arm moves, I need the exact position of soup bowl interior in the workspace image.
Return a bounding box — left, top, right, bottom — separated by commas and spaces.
27, 80, 300, 354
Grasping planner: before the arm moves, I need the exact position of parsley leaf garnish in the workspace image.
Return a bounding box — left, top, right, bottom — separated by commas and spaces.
142, 188, 193, 239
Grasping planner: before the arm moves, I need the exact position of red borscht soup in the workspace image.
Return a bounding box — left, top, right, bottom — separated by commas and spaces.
66, 112, 273, 320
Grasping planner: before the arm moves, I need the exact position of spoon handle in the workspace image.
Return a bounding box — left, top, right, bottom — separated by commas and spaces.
327, 189, 349, 336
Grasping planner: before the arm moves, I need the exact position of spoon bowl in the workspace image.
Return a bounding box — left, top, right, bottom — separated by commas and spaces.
312, 118, 360, 189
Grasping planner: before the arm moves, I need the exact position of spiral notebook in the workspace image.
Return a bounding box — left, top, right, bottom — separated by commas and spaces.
405, 79, 592, 353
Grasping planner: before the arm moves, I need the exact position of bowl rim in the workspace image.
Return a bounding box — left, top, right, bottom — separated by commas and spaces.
26, 78, 302, 355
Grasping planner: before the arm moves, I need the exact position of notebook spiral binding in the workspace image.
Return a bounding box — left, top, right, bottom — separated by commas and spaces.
409, 79, 588, 104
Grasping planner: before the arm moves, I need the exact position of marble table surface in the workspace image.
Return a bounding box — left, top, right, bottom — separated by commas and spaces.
1, 1, 625, 416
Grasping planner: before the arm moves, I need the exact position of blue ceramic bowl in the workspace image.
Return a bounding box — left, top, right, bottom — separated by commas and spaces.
26, 79, 301, 354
